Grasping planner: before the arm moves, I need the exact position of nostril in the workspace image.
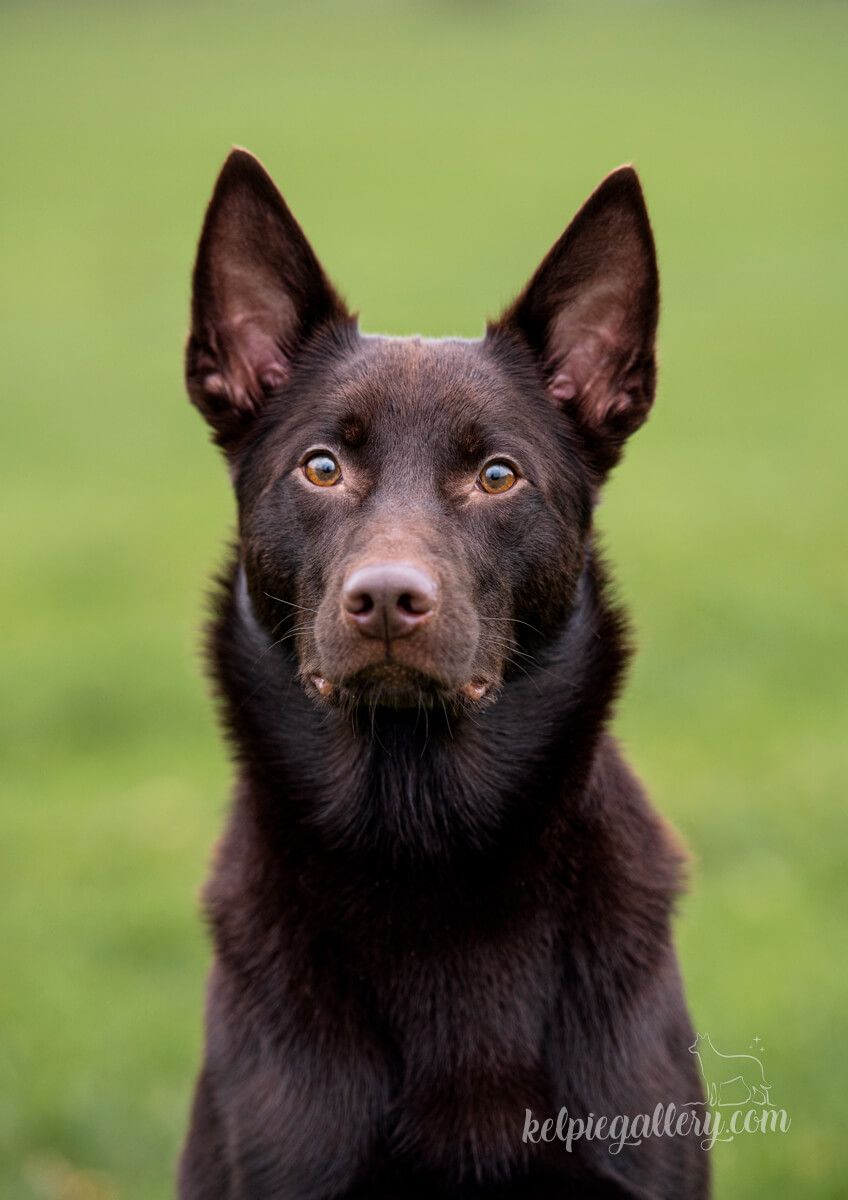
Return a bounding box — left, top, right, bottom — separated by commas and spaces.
397, 590, 433, 617
343, 582, 376, 616
347, 591, 374, 616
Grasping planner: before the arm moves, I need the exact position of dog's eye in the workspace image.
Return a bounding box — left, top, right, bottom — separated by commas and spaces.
479, 460, 517, 495
303, 453, 342, 487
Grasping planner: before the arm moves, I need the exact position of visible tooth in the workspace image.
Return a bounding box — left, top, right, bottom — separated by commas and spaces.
463, 680, 488, 701
312, 675, 334, 697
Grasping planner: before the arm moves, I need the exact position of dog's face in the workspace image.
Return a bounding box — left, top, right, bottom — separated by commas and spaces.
231, 333, 588, 710
186, 151, 658, 711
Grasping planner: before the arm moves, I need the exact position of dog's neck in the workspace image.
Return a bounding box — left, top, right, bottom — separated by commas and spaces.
210, 544, 628, 863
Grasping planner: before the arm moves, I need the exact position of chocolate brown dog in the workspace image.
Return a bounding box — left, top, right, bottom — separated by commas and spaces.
178, 149, 709, 1198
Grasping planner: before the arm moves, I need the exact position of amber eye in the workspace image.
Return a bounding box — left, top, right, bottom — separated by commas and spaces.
479, 460, 517, 494
303, 452, 342, 487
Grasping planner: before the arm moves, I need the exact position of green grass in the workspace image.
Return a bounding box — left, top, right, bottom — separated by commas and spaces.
1, 2, 846, 1196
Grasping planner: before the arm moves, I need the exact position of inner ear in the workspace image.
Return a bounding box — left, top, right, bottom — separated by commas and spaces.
493, 165, 658, 460
186, 148, 349, 446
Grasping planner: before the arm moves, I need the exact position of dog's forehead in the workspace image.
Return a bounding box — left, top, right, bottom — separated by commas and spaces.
324, 335, 520, 433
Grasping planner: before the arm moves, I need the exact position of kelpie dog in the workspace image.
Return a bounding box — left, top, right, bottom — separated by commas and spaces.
178, 149, 709, 1198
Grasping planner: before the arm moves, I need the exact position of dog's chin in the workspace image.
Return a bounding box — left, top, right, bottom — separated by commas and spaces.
304, 662, 495, 710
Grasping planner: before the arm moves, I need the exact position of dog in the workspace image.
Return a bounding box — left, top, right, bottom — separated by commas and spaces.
178, 148, 709, 1198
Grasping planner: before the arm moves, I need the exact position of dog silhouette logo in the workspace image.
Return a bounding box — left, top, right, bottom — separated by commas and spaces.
689, 1033, 772, 1108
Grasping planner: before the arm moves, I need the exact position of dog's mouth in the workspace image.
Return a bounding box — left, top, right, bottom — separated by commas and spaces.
307, 663, 494, 709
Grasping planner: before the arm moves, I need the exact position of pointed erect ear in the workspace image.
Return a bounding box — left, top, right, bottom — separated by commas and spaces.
186, 148, 349, 445
494, 166, 659, 469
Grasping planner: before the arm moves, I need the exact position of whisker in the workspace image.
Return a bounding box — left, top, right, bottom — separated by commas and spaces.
251, 621, 314, 668
263, 592, 319, 615
484, 634, 540, 664
439, 695, 454, 741
502, 653, 543, 694
419, 688, 431, 759
477, 614, 544, 638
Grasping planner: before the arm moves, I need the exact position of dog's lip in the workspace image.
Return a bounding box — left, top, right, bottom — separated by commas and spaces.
308, 666, 492, 704
312, 663, 442, 699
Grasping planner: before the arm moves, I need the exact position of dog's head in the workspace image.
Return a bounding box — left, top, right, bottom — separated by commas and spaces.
186, 150, 658, 711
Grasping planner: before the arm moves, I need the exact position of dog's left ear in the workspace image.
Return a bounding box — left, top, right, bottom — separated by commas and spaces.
493, 166, 658, 471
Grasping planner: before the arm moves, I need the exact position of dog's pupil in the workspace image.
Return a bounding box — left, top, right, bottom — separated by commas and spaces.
306, 454, 339, 485
483, 462, 514, 492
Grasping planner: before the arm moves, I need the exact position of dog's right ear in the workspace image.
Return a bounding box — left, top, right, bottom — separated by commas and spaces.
186, 148, 349, 447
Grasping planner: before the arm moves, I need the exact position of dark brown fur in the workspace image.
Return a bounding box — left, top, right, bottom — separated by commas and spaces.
178, 149, 709, 1198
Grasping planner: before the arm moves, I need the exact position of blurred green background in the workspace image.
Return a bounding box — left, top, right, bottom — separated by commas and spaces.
1, 1, 846, 1197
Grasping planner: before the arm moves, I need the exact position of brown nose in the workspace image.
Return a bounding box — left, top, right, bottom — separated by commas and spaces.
342, 562, 437, 640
